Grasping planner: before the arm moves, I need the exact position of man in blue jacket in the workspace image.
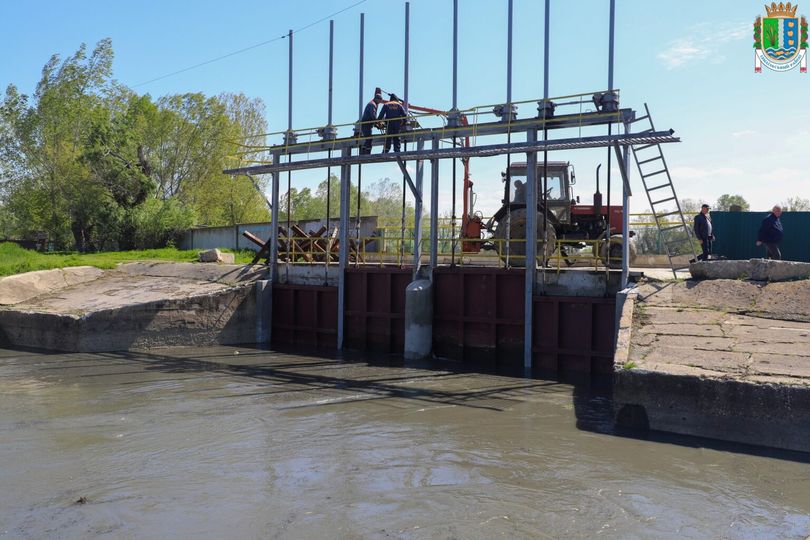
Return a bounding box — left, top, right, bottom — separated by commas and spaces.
377, 94, 407, 153
757, 205, 784, 260
359, 87, 383, 155
693, 203, 714, 261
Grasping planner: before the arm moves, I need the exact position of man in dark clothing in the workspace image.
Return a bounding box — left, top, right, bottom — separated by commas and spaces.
359, 87, 383, 155
377, 94, 407, 153
693, 203, 714, 261
757, 205, 784, 260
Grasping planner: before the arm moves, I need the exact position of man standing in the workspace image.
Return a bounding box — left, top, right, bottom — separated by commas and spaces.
693, 203, 714, 261
377, 93, 407, 153
757, 205, 784, 260
359, 87, 383, 155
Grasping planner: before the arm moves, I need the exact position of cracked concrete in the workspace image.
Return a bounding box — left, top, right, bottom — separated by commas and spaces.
614, 278, 810, 452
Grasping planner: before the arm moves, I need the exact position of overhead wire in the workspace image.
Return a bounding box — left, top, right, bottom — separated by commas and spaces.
132, 0, 368, 88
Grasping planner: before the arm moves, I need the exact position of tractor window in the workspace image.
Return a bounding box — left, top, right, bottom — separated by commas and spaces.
540, 172, 565, 200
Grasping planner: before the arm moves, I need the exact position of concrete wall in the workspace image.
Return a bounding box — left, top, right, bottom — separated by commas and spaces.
179, 217, 380, 252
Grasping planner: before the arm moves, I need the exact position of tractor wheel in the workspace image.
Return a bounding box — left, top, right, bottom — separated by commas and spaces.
599, 235, 637, 269
493, 208, 557, 267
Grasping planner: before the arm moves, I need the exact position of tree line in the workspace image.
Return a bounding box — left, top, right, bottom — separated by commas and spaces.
0, 39, 416, 252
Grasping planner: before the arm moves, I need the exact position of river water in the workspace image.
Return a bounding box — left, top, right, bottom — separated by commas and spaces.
1, 345, 809, 539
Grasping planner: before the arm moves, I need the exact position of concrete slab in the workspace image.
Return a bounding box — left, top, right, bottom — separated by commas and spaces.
614, 277, 810, 453
0, 266, 104, 306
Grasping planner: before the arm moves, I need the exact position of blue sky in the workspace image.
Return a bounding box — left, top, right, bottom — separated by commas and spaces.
1, 0, 808, 214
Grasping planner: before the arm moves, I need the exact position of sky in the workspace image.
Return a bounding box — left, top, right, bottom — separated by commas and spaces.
1, 0, 808, 215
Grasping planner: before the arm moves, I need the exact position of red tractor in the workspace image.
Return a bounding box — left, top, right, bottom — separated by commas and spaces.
406, 103, 633, 268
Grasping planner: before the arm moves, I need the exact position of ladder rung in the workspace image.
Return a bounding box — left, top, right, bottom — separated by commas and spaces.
632, 114, 650, 124
660, 224, 686, 233
655, 210, 681, 219
637, 155, 662, 165
634, 143, 658, 151
646, 182, 672, 191
643, 169, 668, 178
651, 196, 676, 206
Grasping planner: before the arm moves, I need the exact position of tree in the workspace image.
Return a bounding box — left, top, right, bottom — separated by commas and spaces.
781, 196, 810, 212
714, 194, 750, 211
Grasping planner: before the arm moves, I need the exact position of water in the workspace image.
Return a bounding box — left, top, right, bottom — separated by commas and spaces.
1, 346, 809, 539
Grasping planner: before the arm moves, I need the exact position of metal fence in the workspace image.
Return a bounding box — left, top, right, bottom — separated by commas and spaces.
710, 211, 810, 262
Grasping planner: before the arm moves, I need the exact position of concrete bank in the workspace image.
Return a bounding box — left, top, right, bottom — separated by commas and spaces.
0, 262, 268, 352
613, 277, 810, 453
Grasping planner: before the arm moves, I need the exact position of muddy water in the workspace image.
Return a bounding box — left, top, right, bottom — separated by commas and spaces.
1, 346, 809, 539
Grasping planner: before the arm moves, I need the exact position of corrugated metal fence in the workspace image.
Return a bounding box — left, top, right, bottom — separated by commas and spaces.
710, 211, 810, 262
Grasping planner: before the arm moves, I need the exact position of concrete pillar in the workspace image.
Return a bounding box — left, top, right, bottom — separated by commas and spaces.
404, 279, 432, 360
255, 279, 271, 345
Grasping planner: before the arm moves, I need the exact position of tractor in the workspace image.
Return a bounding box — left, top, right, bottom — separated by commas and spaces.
482, 161, 635, 268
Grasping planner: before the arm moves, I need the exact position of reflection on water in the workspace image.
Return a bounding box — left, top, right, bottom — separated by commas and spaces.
1, 346, 809, 539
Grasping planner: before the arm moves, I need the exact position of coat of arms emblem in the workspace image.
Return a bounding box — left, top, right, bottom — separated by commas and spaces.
755, 2, 808, 72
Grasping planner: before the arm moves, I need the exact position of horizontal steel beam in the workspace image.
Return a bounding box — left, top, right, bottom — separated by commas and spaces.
241, 109, 636, 158
225, 130, 679, 176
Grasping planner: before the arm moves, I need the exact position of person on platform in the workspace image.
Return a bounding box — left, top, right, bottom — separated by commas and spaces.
359, 87, 383, 155
693, 203, 715, 261
377, 93, 407, 153
757, 205, 784, 260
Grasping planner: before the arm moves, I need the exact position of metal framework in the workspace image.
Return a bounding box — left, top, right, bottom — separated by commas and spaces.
226, 0, 682, 369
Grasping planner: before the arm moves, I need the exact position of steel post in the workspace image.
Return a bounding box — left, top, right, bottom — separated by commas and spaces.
337, 147, 351, 349
543, 0, 550, 99
429, 137, 439, 272
288, 30, 293, 132
358, 14, 364, 119
524, 128, 538, 370
608, 0, 616, 92
404, 2, 409, 107
507, 0, 513, 105
328, 20, 334, 125
413, 139, 424, 277
452, 0, 458, 110
622, 121, 631, 288
269, 152, 282, 282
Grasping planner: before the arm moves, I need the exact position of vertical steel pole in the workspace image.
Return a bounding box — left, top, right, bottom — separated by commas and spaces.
404, 2, 410, 107
337, 147, 352, 349
622, 123, 631, 288
605, 0, 616, 290
507, 0, 513, 105
288, 30, 293, 132
524, 129, 538, 371
270, 152, 282, 283
543, 0, 550, 99
413, 139, 424, 277
429, 137, 439, 272
358, 14, 364, 118
328, 20, 334, 125
608, 0, 616, 92
452, 0, 458, 110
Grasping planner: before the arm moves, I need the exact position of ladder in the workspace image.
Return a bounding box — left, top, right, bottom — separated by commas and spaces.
629, 103, 697, 278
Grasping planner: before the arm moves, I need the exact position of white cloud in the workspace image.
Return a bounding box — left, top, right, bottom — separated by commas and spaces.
658, 21, 750, 70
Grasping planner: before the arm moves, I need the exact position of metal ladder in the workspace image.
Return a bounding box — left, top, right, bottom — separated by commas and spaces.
629, 103, 697, 278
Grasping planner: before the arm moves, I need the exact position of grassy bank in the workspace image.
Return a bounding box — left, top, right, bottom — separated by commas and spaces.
0, 242, 255, 278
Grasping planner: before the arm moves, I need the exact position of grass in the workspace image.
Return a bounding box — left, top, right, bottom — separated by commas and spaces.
621, 361, 638, 370
0, 242, 256, 278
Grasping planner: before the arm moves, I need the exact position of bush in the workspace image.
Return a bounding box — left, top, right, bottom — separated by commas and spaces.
129, 199, 196, 249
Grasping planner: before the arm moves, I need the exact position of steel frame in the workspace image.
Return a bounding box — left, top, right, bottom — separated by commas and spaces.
227, 0, 678, 368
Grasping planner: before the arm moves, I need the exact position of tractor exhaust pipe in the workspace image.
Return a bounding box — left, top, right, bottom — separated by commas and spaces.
594, 164, 603, 215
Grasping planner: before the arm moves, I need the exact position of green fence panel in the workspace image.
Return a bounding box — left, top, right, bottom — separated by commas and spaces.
709, 211, 810, 262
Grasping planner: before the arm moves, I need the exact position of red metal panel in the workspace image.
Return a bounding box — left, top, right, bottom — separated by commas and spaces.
532, 296, 616, 377
272, 284, 338, 348
344, 267, 411, 353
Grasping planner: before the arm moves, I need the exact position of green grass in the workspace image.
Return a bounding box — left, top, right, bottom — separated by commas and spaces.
621, 361, 637, 370
0, 242, 256, 278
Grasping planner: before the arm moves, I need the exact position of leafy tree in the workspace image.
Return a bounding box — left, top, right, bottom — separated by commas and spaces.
714, 194, 750, 211
781, 196, 810, 212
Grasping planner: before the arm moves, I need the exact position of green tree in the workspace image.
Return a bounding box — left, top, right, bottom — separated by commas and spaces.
714, 194, 750, 211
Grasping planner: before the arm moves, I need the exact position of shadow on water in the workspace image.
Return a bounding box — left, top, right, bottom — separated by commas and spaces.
4, 341, 809, 464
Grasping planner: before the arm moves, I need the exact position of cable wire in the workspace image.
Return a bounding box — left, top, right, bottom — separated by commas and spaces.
132, 0, 368, 88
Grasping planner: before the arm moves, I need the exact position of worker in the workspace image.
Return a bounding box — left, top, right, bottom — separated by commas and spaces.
756, 205, 784, 260
359, 87, 383, 155
693, 203, 714, 261
377, 93, 407, 153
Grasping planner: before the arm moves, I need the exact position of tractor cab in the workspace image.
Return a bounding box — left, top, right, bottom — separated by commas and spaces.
505, 161, 575, 223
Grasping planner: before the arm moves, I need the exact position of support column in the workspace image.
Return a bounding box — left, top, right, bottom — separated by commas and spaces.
337, 147, 352, 350
429, 137, 440, 273
622, 121, 632, 287
413, 139, 425, 277
269, 152, 282, 283
523, 129, 538, 370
